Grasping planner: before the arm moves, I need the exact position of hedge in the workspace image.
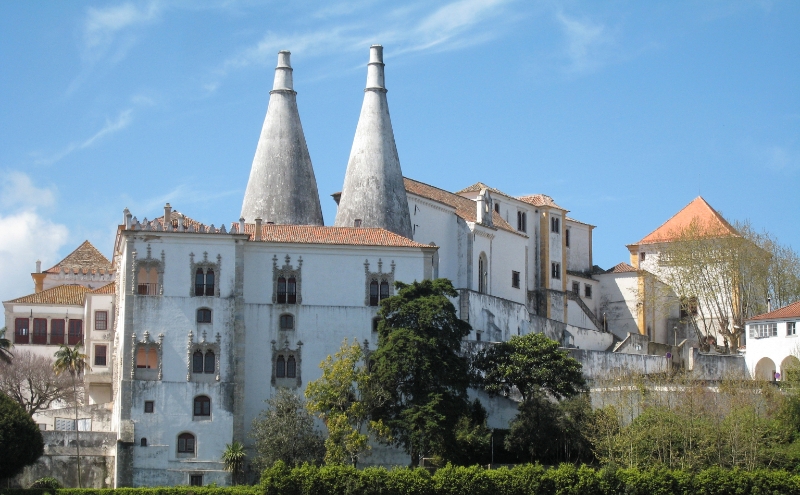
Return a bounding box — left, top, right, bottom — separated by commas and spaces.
4, 464, 800, 495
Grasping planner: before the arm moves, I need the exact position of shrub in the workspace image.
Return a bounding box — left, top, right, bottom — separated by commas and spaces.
29, 478, 61, 491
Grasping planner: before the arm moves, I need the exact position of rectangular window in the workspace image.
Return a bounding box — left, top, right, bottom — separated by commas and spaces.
565, 228, 570, 247
50, 319, 65, 345
511, 271, 520, 289
144, 401, 154, 413
551, 262, 561, 280
584, 284, 592, 298
95, 311, 108, 330
494, 202, 500, 213
68, 320, 83, 345
640, 252, 646, 262
33, 318, 47, 344
572, 281, 579, 295
190, 475, 203, 487
750, 323, 778, 338
94, 345, 108, 367
788, 322, 797, 336
516, 211, 527, 232
14, 318, 29, 344
551, 217, 560, 233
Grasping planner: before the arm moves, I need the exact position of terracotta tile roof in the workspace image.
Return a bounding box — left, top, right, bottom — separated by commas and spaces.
454, 182, 513, 198
234, 223, 432, 248
748, 301, 800, 321
517, 194, 567, 211
6, 285, 91, 305
46, 241, 112, 274
404, 178, 517, 234
153, 211, 205, 231
633, 197, 739, 246
606, 262, 637, 274
566, 216, 595, 228
91, 283, 116, 294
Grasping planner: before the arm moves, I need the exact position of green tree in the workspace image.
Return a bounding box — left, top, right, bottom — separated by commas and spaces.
474, 332, 586, 401
0, 328, 12, 364
305, 339, 389, 467
53, 344, 89, 488
450, 398, 492, 466
0, 392, 44, 481
221, 441, 246, 485
370, 279, 472, 466
251, 387, 324, 469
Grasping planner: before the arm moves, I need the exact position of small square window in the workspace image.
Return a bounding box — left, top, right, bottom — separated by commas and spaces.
511, 271, 520, 289
584, 284, 592, 298
190, 475, 203, 486
144, 401, 154, 413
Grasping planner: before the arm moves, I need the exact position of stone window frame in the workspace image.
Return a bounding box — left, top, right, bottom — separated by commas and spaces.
364, 259, 395, 306
271, 338, 303, 388
190, 252, 221, 297
177, 432, 197, 457
132, 245, 165, 296
272, 255, 303, 305
186, 330, 221, 382
131, 331, 164, 380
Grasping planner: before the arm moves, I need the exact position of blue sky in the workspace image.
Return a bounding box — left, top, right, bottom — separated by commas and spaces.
1, 1, 798, 302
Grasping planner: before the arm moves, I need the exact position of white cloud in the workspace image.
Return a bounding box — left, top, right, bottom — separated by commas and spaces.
83, 2, 160, 57
34, 109, 133, 165
556, 12, 613, 74
206, 0, 516, 92
0, 174, 69, 304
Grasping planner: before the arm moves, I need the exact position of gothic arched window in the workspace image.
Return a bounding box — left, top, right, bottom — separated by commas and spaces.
287, 277, 297, 304
478, 253, 488, 294
286, 355, 296, 378
380, 280, 390, 301
192, 350, 204, 373
277, 277, 287, 304
195, 268, 205, 296
276, 355, 286, 378
369, 281, 379, 306
205, 269, 215, 296
204, 351, 215, 374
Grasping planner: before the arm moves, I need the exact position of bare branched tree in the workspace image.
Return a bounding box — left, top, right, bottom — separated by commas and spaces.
0, 350, 79, 416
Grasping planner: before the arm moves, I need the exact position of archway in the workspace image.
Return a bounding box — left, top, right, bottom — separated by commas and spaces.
780, 355, 800, 382
753, 357, 777, 381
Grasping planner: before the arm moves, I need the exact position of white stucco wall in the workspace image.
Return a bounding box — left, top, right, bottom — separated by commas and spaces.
745, 319, 800, 380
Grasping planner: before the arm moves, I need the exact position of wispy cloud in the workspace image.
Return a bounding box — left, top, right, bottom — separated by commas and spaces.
205, 0, 516, 93
556, 12, 613, 74
83, 2, 160, 59
33, 109, 133, 165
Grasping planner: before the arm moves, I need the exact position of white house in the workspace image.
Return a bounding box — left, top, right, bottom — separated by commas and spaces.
745, 301, 800, 381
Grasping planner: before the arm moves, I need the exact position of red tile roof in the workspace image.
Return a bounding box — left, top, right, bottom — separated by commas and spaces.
46, 241, 112, 274
517, 194, 567, 211
606, 262, 637, 274
91, 283, 116, 294
748, 301, 800, 321
454, 182, 513, 198
7, 285, 91, 305
404, 178, 517, 234
235, 223, 432, 248
633, 197, 738, 246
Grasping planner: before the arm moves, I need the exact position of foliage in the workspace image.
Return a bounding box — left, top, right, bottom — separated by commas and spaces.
0, 351, 78, 416
305, 339, 390, 467
0, 327, 12, 364
587, 373, 798, 471
28, 478, 61, 490
0, 392, 44, 480
53, 344, 89, 488
251, 388, 324, 469
448, 399, 492, 466
255, 462, 800, 495
221, 441, 246, 485
370, 279, 472, 465
474, 333, 586, 401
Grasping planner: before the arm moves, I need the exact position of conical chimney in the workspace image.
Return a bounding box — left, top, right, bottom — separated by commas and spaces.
334, 45, 412, 238
241, 51, 324, 225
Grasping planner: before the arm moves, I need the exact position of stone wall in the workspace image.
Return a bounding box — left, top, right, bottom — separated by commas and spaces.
11, 431, 116, 488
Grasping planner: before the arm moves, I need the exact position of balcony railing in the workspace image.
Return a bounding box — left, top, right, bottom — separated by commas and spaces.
137, 283, 159, 296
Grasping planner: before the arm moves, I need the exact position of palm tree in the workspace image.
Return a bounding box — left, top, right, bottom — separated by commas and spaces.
53, 344, 89, 488
0, 327, 12, 364
221, 441, 246, 485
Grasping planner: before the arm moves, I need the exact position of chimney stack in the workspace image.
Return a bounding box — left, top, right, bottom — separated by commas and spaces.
123, 208, 131, 229
164, 203, 172, 229
768, 297, 772, 313
32, 260, 45, 293
254, 217, 262, 240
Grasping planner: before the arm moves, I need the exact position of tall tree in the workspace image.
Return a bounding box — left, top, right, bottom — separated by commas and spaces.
0, 328, 12, 364
473, 332, 586, 402
657, 218, 800, 349
370, 279, 472, 466
251, 388, 324, 469
305, 339, 389, 467
0, 351, 77, 416
53, 344, 89, 488
0, 392, 44, 481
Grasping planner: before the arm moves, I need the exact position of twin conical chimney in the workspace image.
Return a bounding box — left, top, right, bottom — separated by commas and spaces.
240, 51, 324, 225
334, 45, 412, 238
